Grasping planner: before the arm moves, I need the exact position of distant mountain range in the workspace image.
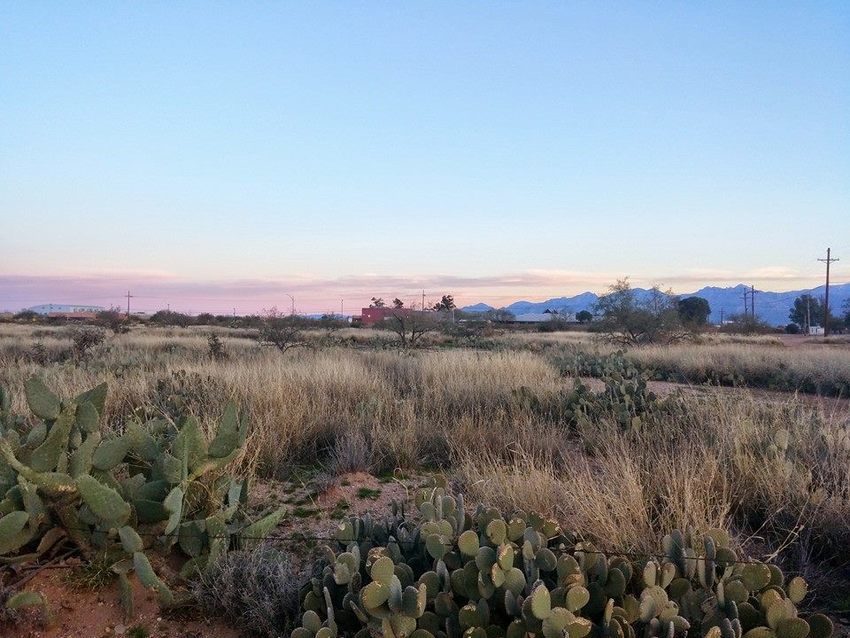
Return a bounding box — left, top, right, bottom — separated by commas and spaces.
462, 283, 850, 326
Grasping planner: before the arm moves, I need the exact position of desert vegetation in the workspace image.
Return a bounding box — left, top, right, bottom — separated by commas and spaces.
0, 321, 848, 636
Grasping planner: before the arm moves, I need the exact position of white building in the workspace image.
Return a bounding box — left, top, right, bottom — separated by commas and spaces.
513, 312, 577, 323
28, 304, 104, 315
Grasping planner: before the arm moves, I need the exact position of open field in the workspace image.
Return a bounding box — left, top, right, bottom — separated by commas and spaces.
1, 322, 849, 636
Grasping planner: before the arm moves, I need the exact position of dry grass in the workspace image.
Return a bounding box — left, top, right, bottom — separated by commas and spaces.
1, 323, 849, 571
0, 326, 566, 476
455, 391, 850, 557
627, 342, 850, 395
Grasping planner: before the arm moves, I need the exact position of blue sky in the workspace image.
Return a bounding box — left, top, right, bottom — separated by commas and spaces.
1, 2, 848, 313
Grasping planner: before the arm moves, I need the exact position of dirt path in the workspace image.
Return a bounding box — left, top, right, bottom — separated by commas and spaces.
777, 334, 850, 349
576, 376, 850, 419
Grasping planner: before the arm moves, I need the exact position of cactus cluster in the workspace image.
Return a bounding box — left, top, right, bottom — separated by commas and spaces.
292, 482, 833, 638
0, 377, 284, 617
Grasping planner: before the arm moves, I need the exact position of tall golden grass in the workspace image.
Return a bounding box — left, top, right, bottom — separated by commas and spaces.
1, 324, 848, 563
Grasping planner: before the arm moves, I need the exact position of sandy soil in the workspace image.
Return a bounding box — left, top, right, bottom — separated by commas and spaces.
2, 567, 239, 638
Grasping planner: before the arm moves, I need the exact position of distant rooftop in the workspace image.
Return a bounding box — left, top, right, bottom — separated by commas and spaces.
28, 304, 104, 315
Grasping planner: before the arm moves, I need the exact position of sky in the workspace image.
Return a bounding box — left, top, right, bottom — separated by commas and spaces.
1, 2, 849, 314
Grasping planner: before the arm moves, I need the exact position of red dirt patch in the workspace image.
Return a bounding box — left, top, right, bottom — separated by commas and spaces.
1, 566, 239, 638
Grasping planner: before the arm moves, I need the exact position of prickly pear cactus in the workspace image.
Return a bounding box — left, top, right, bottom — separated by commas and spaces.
291, 481, 833, 638
0, 377, 284, 618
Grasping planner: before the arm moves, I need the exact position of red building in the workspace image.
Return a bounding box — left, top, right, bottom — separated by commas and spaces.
47, 312, 98, 321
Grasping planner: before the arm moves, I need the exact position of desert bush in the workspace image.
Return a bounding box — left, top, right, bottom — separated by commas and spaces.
193, 545, 301, 637
594, 279, 693, 346
149, 310, 192, 328
385, 311, 438, 348
207, 333, 228, 361
27, 342, 49, 366
327, 427, 373, 476
95, 308, 130, 333
258, 311, 303, 353
70, 326, 106, 361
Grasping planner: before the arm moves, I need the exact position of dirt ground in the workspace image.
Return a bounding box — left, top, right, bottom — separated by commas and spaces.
2, 567, 240, 638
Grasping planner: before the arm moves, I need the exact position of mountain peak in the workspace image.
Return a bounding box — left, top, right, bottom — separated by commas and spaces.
461, 282, 850, 326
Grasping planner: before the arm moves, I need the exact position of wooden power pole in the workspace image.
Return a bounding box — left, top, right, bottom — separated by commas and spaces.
818, 248, 839, 336
750, 285, 758, 319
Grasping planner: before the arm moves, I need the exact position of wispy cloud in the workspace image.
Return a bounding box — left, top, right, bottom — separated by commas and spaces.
0, 268, 831, 314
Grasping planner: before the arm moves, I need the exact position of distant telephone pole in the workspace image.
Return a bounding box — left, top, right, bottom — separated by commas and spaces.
817, 248, 839, 336
750, 285, 758, 319
742, 291, 748, 318
806, 297, 811, 334
286, 294, 295, 316
422, 290, 425, 311
125, 291, 134, 317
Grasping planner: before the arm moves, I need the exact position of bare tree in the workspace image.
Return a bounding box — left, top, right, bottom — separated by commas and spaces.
594, 279, 691, 346
386, 310, 436, 348
486, 308, 515, 323
257, 307, 303, 353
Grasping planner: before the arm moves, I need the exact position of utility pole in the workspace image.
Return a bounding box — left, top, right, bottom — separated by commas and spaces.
806, 297, 811, 334
750, 285, 758, 319
340, 299, 344, 317
720, 309, 724, 326
742, 291, 748, 318
817, 248, 839, 336
125, 291, 134, 318
286, 294, 295, 316
422, 290, 425, 312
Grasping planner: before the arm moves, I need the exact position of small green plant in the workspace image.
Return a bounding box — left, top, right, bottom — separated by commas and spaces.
329, 499, 350, 519
355, 487, 381, 501
65, 552, 116, 590
293, 506, 320, 519
128, 624, 151, 638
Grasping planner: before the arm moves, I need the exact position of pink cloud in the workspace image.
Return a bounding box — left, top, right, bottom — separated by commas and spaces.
0, 269, 831, 314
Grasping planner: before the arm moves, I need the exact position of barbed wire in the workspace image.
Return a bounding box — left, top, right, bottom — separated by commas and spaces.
37, 525, 804, 571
